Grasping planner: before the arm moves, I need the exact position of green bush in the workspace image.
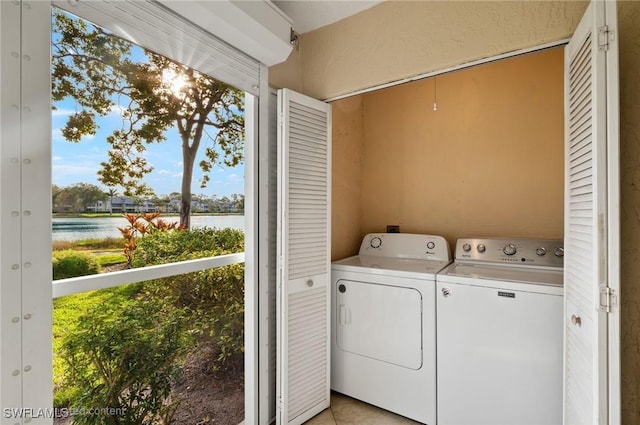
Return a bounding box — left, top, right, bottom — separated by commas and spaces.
61, 298, 187, 425
131, 226, 244, 266
134, 227, 245, 365
52, 250, 100, 280
53, 284, 142, 408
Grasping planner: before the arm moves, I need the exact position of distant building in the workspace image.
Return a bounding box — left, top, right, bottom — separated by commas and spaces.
85, 200, 107, 213
86, 196, 158, 213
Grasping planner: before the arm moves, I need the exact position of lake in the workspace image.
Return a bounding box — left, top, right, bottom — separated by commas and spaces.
52, 215, 245, 241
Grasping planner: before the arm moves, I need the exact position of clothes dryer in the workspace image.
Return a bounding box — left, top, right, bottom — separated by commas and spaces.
331, 233, 451, 424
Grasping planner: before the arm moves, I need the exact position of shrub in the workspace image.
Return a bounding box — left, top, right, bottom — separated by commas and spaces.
119, 213, 180, 266
53, 284, 142, 409
52, 250, 100, 280
134, 227, 245, 365
61, 298, 187, 425
131, 226, 244, 266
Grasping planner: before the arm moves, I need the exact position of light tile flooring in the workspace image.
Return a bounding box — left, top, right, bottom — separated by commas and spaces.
304, 392, 421, 425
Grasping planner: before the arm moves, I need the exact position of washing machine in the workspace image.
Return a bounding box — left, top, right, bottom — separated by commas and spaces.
436, 238, 564, 425
331, 233, 452, 424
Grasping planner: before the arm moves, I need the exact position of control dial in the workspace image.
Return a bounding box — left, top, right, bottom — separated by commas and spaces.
503, 244, 517, 256
477, 244, 486, 253
536, 247, 547, 256
370, 236, 382, 249
427, 241, 435, 250
554, 247, 564, 257
462, 243, 472, 252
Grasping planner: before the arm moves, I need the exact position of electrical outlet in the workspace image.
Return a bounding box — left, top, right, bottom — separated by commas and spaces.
387, 225, 400, 233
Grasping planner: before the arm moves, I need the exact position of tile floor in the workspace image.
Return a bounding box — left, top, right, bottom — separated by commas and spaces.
304, 392, 420, 425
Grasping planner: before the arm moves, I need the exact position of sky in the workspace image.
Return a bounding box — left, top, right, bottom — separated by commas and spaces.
51, 12, 245, 199
52, 106, 245, 198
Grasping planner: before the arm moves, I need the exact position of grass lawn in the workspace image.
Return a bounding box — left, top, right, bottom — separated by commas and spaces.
94, 252, 127, 267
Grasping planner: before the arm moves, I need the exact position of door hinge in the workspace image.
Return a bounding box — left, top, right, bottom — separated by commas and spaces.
599, 286, 617, 313
598, 25, 614, 51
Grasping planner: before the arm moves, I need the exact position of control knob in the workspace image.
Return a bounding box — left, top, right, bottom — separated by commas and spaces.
370, 236, 382, 249
462, 243, 471, 252
503, 244, 517, 256
554, 247, 564, 257
477, 244, 486, 253
427, 241, 435, 250
536, 247, 547, 256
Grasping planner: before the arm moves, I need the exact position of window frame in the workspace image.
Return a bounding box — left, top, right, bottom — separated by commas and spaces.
1, 2, 267, 423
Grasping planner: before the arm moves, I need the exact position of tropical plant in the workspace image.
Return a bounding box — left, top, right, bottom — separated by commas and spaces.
106, 188, 118, 215
117, 212, 179, 266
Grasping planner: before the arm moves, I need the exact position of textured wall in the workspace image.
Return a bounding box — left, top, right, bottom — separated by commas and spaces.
331, 96, 364, 261
278, 1, 588, 100
270, 43, 303, 93
619, 1, 640, 423
358, 47, 564, 248
269, 1, 640, 420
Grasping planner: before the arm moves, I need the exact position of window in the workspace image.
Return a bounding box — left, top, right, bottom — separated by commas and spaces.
0, 1, 268, 422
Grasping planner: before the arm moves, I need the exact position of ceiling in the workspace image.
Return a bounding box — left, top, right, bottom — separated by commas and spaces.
273, 1, 382, 34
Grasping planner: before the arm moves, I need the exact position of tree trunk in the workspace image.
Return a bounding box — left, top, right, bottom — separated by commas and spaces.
178, 112, 207, 229
181, 154, 193, 229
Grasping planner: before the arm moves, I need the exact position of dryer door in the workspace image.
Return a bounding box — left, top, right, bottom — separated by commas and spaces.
335, 279, 423, 369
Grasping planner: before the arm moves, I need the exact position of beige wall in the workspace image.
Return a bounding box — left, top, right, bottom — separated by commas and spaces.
618, 2, 640, 422
272, 1, 588, 100
270, 1, 640, 422
331, 95, 365, 261
359, 47, 564, 249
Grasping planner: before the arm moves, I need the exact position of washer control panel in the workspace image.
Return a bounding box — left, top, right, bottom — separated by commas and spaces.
455, 238, 564, 267
359, 233, 451, 262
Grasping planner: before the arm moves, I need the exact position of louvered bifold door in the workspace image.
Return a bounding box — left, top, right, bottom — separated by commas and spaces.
564, 1, 620, 424
276, 89, 331, 425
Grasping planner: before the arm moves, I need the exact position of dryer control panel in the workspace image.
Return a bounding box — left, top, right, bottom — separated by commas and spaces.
455, 238, 564, 268
359, 233, 451, 262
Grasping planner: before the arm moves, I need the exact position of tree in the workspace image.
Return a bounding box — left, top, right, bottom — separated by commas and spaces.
105, 187, 117, 215
52, 10, 244, 228
53, 183, 108, 213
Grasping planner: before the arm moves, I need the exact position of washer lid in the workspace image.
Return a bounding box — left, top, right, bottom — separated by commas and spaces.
441, 262, 563, 287
332, 255, 451, 278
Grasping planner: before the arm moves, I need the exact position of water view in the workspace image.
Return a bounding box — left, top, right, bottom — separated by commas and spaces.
52, 215, 245, 241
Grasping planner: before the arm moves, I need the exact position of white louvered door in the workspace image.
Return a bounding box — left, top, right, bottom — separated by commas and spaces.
276, 89, 331, 425
564, 1, 620, 424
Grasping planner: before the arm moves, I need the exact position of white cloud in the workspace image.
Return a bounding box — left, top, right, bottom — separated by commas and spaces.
51, 108, 75, 118
53, 163, 99, 178
158, 169, 182, 178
